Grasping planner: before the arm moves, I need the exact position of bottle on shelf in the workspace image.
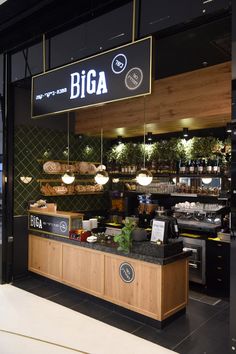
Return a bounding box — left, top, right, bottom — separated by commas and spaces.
189, 160, 195, 174
217, 158, 221, 174
202, 159, 206, 174
197, 159, 204, 174
206, 159, 213, 174
179, 160, 186, 174
213, 159, 218, 174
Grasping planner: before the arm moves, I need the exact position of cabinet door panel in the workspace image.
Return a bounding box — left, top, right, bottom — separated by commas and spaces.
48, 240, 62, 279
62, 244, 104, 296
104, 255, 161, 319
28, 235, 62, 281
28, 235, 49, 274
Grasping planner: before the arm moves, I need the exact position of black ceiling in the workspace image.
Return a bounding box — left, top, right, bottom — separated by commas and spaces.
0, 0, 131, 52
0, 0, 231, 81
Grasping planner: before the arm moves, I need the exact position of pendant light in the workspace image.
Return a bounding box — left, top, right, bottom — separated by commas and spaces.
62, 113, 75, 185
136, 97, 153, 186
95, 127, 109, 185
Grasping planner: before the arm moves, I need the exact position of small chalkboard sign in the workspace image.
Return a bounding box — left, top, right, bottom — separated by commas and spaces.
119, 262, 135, 283
28, 211, 69, 237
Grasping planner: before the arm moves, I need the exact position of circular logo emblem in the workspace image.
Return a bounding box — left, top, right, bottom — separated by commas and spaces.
119, 262, 135, 283
111, 54, 127, 74
59, 221, 67, 233
125, 67, 143, 90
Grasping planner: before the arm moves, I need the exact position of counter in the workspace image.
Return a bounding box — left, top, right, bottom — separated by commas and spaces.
28, 229, 191, 326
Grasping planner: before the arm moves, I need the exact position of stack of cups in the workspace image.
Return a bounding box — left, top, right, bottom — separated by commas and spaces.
90, 218, 98, 229
82, 220, 91, 231
82, 218, 98, 231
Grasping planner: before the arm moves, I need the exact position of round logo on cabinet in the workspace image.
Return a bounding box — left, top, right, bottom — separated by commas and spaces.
119, 262, 135, 283
59, 221, 68, 233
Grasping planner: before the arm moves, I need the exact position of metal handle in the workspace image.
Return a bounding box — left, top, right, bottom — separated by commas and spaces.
217, 278, 222, 282
217, 255, 222, 259
183, 247, 197, 254
217, 243, 222, 247
217, 267, 222, 270
189, 263, 198, 269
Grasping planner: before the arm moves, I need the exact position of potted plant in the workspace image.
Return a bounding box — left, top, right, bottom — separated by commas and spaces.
114, 218, 136, 253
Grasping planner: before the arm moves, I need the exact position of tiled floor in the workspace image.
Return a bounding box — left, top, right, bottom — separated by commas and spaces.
0, 284, 175, 354
12, 274, 230, 354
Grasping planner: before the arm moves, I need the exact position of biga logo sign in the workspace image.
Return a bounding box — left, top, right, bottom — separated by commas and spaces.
70, 69, 108, 99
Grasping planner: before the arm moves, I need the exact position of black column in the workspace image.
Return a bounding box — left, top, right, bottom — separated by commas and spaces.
230, 1, 236, 351
1, 52, 14, 283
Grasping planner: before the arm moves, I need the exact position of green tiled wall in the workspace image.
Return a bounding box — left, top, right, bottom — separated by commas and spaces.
14, 125, 110, 216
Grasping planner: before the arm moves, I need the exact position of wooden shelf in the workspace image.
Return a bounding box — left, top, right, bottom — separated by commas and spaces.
40, 192, 104, 197
110, 172, 226, 179
37, 178, 95, 183
37, 159, 100, 164
125, 191, 219, 198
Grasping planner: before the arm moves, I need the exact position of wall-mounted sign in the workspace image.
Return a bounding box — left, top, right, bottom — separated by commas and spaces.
119, 262, 135, 283
31, 37, 152, 118
28, 212, 70, 237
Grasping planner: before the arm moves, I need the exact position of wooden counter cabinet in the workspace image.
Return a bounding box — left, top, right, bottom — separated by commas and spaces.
62, 244, 104, 297
28, 235, 62, 281
28, 234, 189, 323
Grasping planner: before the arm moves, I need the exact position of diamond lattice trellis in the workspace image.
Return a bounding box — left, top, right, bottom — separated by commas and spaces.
14, 125, 110, 216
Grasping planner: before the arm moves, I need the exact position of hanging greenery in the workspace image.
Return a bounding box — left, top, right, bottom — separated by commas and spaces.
106, 143, 143, 166
189, 137, 223, 159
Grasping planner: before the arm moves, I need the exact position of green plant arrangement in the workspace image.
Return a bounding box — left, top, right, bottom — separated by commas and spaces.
189, 137, 221, 159
106, 143, 143, 166
114, 218, 136, 254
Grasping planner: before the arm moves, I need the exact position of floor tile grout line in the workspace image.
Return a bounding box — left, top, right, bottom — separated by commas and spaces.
171, 306, 229, 351
46, 291, 64, 300
131, 324, 145, 335
0, 328, 90, 354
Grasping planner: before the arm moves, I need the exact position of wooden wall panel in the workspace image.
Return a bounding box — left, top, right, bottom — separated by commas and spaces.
75, 62, 231, 137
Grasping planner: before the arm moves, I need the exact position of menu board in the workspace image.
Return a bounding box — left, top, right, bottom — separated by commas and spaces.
31, 37, 152, 118
151, 219, 166, 243
28, 211, 69, 237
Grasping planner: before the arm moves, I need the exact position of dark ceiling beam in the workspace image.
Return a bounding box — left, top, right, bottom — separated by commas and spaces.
0, 0, 131, 53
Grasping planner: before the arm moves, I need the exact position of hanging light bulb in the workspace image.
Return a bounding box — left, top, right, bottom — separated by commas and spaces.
136, 97, 153, 186
62, 171, 75, 184
94, 124, 109, 185
136, 169, 153, 186
95, 170, 109, 185
62, 113, 75, 185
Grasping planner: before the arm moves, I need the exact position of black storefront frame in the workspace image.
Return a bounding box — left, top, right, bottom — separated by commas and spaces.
1, 52, 15, 284
0, 1, 235, 350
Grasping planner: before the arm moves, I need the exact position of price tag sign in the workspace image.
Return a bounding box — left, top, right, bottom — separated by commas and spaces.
151, 219, 165, 243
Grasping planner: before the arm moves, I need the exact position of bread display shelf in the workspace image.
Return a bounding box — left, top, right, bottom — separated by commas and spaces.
37, 179, 95, 183
37, 179, 104, 196
37, 159, 100, 164
40, 192, 104, 196
39, 160, 100, 175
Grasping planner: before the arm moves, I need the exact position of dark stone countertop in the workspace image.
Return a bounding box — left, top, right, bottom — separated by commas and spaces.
29, 231, 192, 265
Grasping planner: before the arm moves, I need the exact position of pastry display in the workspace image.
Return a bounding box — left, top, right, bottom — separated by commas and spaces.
53, 186, 68, 195
43, 161, 61, 173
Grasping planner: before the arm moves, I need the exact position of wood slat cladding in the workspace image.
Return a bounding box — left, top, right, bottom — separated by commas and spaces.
75, 62, 231, 137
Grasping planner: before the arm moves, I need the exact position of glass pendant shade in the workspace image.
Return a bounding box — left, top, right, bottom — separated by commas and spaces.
61, 170, 75, 184
136, 169, 153, 186
95, 170, 109, 185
